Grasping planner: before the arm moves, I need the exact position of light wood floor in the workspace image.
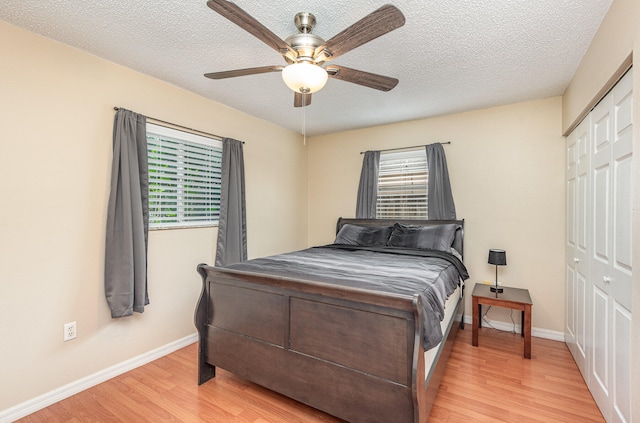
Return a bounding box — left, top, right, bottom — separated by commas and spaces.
17, 327, 604, 422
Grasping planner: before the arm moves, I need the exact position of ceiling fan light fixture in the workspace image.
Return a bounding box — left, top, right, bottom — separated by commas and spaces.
281, 62, 328, 94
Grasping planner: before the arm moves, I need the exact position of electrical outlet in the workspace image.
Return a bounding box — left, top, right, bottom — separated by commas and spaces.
64, 321, 77, 341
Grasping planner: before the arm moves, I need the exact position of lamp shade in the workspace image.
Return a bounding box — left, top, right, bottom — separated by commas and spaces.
281, 62, 328, 94
488, 249, 507, 266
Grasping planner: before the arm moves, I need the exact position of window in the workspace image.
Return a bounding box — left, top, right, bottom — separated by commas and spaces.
146, 123, 222, 229
376, 149, 428, 219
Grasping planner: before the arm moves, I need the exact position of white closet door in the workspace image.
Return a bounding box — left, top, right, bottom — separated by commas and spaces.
590, 85, 612, 419
589, 69, 632, 423
565, 117, 590, 380
609, 70, 632, 423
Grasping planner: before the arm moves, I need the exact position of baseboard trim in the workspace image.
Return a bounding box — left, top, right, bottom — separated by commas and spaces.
463, 314, 564, 342
0, 333, 198, 423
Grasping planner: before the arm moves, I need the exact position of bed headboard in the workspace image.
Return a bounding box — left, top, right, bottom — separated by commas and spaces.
336, 217, 465, 258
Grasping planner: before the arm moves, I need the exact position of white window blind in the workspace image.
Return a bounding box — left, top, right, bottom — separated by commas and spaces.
146, 123, 223, 229
376, 149, 428, 219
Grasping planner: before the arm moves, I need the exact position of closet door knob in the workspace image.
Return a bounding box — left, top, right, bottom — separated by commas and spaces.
603, 276, 611, 284
573, 258, 580, 263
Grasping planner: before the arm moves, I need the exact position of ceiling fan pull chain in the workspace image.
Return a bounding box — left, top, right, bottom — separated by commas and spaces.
302, 97, 307, 145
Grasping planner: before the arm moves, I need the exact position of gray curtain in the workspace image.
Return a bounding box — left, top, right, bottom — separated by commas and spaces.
355, 150, 380, 218
105, 109, 149, 318
426, 143, 456, 219
215, 138, 247, 267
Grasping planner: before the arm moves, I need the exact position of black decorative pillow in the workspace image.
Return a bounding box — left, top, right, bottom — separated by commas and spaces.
386, 223, 458, 252
334, 224, 393, 247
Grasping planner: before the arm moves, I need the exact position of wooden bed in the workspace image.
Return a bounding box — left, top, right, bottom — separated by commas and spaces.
194, 218, 466, 423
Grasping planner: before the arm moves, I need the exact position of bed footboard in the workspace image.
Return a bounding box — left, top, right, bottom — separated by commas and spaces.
195, 264, 430, 423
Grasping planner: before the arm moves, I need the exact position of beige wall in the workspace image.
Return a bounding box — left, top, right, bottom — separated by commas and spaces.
561, 0, 640, 416
308, 97, 565, 333
0, 21, 307, 411
562, 0, 636, 135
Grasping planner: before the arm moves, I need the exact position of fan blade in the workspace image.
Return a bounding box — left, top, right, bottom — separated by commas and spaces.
294, 92, 312, 107
315, 5, 405, 62
204, 66, 284, 79
207, 0, 296, 59
326, 65, 398, 91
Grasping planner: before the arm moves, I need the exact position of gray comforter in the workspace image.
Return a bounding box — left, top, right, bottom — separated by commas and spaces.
225, 245, 469, 351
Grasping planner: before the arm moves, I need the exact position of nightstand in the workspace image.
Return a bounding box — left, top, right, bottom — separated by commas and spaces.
471, 283, 533, 359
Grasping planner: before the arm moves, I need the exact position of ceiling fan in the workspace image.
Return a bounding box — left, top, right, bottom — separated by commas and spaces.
204, 0, 406, 107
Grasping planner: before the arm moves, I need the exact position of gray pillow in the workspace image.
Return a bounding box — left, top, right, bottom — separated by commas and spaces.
386, 223, 458, 252
334, 224, 393, 247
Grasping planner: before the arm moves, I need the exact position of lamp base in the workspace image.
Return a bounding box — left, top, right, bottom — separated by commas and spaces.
490, 285, 503, 293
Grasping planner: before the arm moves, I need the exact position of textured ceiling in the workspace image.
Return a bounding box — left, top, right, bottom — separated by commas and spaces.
1, 0, 612, 136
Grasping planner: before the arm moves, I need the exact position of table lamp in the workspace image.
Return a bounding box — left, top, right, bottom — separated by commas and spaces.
488, 249, 506, 293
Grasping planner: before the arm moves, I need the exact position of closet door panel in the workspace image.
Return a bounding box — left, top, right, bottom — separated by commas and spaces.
566, 266, 576, 339
574, 118, 591, 364
589, 90, 614, 422
565, 130, 577, 345
609, 70, 633, 423
591, 285, 610, 411
575, 129, 591, 364
592, 165, 610, 263
577, 127, 590, 260
590, 69, 632, 423
614, 156, 632, 273
565, 118, 590, 377
575, 126, 590, 364
576, 272, 587, 358
612, 81, 633, 312
612, 303, 631, 423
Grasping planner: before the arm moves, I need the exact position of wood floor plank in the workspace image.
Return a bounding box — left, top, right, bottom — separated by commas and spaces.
16, 327, 603, 422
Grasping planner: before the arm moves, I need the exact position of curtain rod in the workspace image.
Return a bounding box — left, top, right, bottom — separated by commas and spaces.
113, 107, 226, 142
359, 141, 451, 154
